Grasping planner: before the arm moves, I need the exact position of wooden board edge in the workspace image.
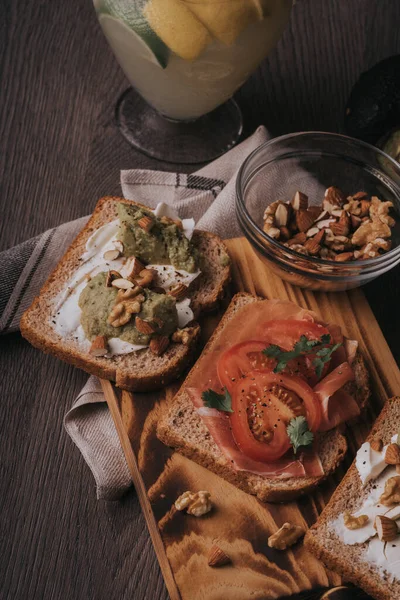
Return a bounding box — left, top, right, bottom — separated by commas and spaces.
100, 379, 181, 600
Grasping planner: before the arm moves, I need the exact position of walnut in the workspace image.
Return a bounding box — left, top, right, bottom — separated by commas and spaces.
351, 218, 391, 247
107, 303, 132, 327
172, 325, 199, 345
379, 476, 400, 506
267, 522, 304, 550
286, 243, 309, 255
343, 198, 362, 216
354, 238, 392, 259
343, 511, 369, 530
263, 200, 280, 220
370, 196, 396, 227
174, 491, 212, 517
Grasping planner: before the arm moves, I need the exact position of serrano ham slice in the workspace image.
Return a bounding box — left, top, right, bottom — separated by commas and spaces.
314, 362, 359, 431
188, 388, 324, 479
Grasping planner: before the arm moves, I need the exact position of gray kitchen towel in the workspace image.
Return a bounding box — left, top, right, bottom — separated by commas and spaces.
0, 125, 270, 499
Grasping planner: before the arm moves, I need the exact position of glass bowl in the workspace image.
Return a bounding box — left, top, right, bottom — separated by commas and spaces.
236, 132, 400, 291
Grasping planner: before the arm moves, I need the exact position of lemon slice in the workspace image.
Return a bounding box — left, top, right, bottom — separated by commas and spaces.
143, 0, 211, 61
99, 3, 169, 68
182, 0, 262, 46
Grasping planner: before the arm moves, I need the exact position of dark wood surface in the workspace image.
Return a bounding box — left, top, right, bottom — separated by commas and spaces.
0, 1, 399, 599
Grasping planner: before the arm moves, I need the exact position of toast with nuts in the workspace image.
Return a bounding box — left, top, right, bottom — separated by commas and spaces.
157, 293, 370, 502
305, 397, 400, 600
20, 197, 231, 391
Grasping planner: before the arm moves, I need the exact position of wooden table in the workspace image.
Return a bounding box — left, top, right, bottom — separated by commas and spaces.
1, 1, 399, 599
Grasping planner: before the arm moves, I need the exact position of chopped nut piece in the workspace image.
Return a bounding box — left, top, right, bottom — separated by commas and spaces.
149, 335, 169, 356
137, 215, 154, 232
174, 490, 212, 517
380, 476, 400, 506
135, 268, 155, 289
291, 191, 308, 211
264, 225, 280, 239
359, 200, 371, 217
307, 206, 323, 220
267, 522, 304, 550
374, 515, 399, 542
111, 278, 135, 290
385, 443, 400, 465
172, 325, 199, 345
107, 303, 132, 327
116, 286, 143, 301
279, 226, 291, 241
304, 229, 325, 255
135, 316, 158, 335
370, 437, 383, 452
316, 218, 336, 230
286, 232, 307, 246
343, 511, 369, 530
103, 248, 121, 261
330, 211, 350, 237
263, 200, 280, 220
168, 283, 188, 301
274, 202, 291, 227
89, 335, 108, 357
350, 214, 362, 230
106, 270, 122, 287
352, 191, 369, 200
334, 252, 354, 262
208, 545, 231, 567
113, 240, 124, 254
323, 186, 346, 211
125, 257, 145, 280
296, 209, 315, 233
352, 218, 391, 246
306, 226, 320, 238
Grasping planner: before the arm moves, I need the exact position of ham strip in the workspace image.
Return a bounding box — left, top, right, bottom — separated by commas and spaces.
314, 362, 358, 431
188, 388, 324, 479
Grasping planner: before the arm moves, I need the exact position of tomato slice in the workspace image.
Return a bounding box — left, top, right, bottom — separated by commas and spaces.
259, 319, 331, 351
217, 341, 276, 392
229, 370, 322, 462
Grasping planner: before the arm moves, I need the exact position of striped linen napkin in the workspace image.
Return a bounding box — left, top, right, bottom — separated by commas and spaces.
0, 126, 269, 499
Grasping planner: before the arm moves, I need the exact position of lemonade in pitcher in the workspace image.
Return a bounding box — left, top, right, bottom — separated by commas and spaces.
94, 0, 292, 121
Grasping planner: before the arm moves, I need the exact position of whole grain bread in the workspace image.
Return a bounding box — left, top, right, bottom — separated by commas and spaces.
305, 396, 400, 600
157, 293, 370, 503
20, 196, 231, 392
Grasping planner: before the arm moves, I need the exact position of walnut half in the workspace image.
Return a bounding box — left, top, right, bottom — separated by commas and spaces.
380, 476, 400, 506
174, 491, 212, 517
267, 522, 304, 550
343, 511, 369, 530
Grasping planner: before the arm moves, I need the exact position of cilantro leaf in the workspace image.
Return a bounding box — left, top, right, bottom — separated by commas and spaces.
313, 342, 342, 377
287, 416, 314, 454
202, 387, 233, 413
263, 333, 337, 376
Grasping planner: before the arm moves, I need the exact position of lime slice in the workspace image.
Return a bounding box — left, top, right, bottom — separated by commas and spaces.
99, 3, 169, 68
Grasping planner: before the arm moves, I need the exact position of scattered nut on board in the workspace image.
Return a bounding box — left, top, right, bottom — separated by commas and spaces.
374, 515, 399, 542
207, 545, 231, 567
343, 511, 369, 530
174, 491, 212, 517
267, 522, 305, 550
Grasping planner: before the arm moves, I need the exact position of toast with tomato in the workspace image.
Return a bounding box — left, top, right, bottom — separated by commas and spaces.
157, 293, 370, 502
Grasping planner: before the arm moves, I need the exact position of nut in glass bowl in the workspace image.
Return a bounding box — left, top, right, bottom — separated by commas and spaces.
236, 132, 400, 291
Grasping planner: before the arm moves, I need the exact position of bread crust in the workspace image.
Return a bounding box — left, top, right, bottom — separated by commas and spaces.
157, 292, 371, 502
305, 396, 400, 600
20, 196, 231, 391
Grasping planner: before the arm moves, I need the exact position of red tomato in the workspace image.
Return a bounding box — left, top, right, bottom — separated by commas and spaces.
229, 370, 321, 462
217, 341, 275, 391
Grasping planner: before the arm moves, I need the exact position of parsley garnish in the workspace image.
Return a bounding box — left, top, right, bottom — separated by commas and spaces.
263, 334, 341, 378
202, 387, 233, 413
287, 416, 314, 454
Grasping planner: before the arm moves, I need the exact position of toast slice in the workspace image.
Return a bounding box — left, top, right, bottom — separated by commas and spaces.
157, 293, 370, 502
305, 397, 400, 600
20, 196, 231, 391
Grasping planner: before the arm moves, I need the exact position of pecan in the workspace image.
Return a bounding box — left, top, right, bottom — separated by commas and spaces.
343, 512, 369, 530
267, 522, 304, 550
149, 335, 169, 356
137, 215, 154, 232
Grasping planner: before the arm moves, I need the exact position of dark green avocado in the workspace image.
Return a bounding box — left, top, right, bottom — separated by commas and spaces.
344, 55, 400, 144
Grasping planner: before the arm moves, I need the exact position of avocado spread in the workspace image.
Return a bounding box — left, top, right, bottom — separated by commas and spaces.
117, 203, 198, 272
78, 273, 178, 345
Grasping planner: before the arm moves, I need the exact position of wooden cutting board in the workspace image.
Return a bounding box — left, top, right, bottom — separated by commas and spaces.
102, 237, 400, 600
